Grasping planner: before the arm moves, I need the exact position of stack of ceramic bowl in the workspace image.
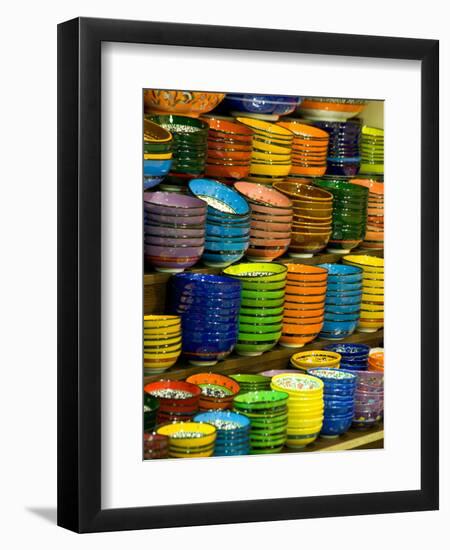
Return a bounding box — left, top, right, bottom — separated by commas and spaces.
273, 180, 333, 257
143, 433, 169, 460
307, 368, 357, 437
202, 116, 253, 182
144, 89, 225, 117
290, 350, 341, 372
350, 179, 384, 250
343, 255, 384, 332
144, 380, 201, 424
315, 179, 368, 254
223, 263, 287, 356
169, 273, 241, 366
234, 181, 293, 261
194, 410, 251, 456
143, 118, 173, 190
236, 117, 293, 186
349, 369, 384, 429
144, 191, 206, 272
147, 115, 209, 189
324, 343, 370, 371
359, 126, 384, 175
230, 374, 271, 394
313, 120, 361, 176
143, 315, 182, 375
368, 350, 384, 372
188, 178, 251, 267
233, 390, 289, 454
317, 263, 363, 340
280, 264, 327, 348
271, 373, 324, 448
223, 93, 302, 121
276, 120, 329, 177
143, 393, 159, 433
297, 97, 367, 122
156, 422, 217, 458
186, 373, 240, 411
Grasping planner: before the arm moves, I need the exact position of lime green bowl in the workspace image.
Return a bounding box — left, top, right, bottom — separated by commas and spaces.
239, 305, 284, 317
241, 297, 285, 308
238, 330, 282, 342
233, 389, 289, 410
241, 288, 285, 300
235, 342, 279, 355
239, 313, 283, 325
224, 262, 288, 282
239, 322, 282, 334
241, 279, 286, 291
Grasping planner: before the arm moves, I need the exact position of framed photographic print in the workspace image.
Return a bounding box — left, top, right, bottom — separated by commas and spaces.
57, 17, 439, 533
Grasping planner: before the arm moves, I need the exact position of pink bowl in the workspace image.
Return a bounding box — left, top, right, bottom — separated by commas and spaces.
250, 202, 294, 217
251, 219, 292, 232
144, 244, 204, 258
234, 181, 293, 208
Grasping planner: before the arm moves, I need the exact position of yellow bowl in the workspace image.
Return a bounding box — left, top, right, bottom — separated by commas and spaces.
363, 277, 384, 288
361, 293, 384, 304
250, 162, 292, 176
237, 117, 295, 138
252, 139, 292, 154
291, 350, 341, 368
358, 319, 384, 331
143, 328, 181, 338
252, 150, 292, 163
360, 310, 384, 320
144, 334, 182, 347
362, 285, 384, 295
144, 342, 182, 354
287, 422, 323, 434
143, 347, 181, 359
271, 373, 324, 396
343, 254, 384, 273
144, 315, 181, 327
360, 302, 384, 312
286, 435, 319, 447
144, 152, 173, 160
169, 449, 215, 458
157, 422, 217, 448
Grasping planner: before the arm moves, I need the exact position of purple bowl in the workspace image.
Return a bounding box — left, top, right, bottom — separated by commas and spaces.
145, 211, 207, 226
144, 243, 204, 258
144, 203, 206, 217
144, 224, 205, 238
144, 190, 206, 210
145, 235, 205, 247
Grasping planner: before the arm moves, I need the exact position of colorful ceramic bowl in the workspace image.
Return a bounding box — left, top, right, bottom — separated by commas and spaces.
144, 89, 225, 117
224, 93, 302, 120
297, 97, 367, 121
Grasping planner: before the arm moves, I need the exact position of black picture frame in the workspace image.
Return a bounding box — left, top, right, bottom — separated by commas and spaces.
57, 16, 439, 533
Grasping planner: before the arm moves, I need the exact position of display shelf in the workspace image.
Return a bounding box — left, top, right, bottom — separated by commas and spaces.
284, 424, 384, 453
144, 248, 384, 314
144, 329, 383, 384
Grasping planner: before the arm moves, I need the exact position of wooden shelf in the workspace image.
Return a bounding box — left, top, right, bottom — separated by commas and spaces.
144, 329, 383, 384
284, 424, 384, 453
144, 248, 383, 314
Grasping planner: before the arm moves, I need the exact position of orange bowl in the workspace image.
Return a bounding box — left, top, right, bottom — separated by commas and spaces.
144, 90, 225, 117
282, 321, 324, 335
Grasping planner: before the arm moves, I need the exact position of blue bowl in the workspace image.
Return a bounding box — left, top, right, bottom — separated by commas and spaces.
206, 212, 251, 225
326, 289, 363, 299
223, 93, 302, 116
214, 441, 251, 452
324, 311, 360, 322
189, 178, 250, 216
143, 159, 172, 177
144, 176, 165, 190
324, 343, 370, 357
214, 447, 250, 456
194, 410, 250, 430
325, 295, 362, 306
320, 414, 354, 436
327, 282, 363, 292
202, 251, 246, 266
206, 223, 251, 238
320, 319, 358, 338
171, 272, 241, 289
173, 307, 240, 322
340, 363, 368, 371
319, 263, 363, 282
205, 239, 249, 252
324, 404, 355, 416
182, 337, 237, 354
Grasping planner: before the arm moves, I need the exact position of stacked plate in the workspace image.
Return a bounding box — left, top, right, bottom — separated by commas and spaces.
233, 390, 289, 454
223, 263, 287, 356
277, 120, 329, 177
313, 120, 362, 176
194, 410, 251, 456
237, 117, 293, 185
280, 264, 327, 348
234, 181, 293, 261
349, 369, 384, 429
203, 116, 253, 182
147, 115, 209, 189
315, 179, 368, 254
359, 126, 384, 175
169, 273, 241, 366
307, 368, 357, 437
143, 118, 173, 190
156, 422, 217, 458
290, 350, 342, 372
350, 179, 384, 250
324, 343, 370, 371
343, 255, 384, 332
144, 191, 206, 272
144, 380, 201, 424
186, 373, 240, 410
273, 180, 333, 257
143, 393, 159, 433
318, 263, 363, 340
297, 97, 367, 122
144, 89, 225, 118
188, 178, 250, 267
368, 350, 384, 372
143, 315, 182, 375
224, 93, 302, 121
143, 433, 169, 460
230, 374, 271, 394
271, 373, 324, 448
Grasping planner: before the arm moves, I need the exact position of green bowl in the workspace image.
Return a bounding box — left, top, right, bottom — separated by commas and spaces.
250, 435, 287, 447
250, 446, 284, 454
241, 297, 285, 308
236, 406, 288, 418
239, 305, 284, 317
239, 313, 283, 325
239, 322, 282, 334
240, 279, 286, 291
238, 330, 282, 342
230, 374, 270, 385
148, 114, 209, 134
144, 142, 173, 154
251, 416, 289, 429
315, 179, 369, 196
233, 389, 289, 409
250, 422, 288, 435
235, 342, 279, 355
224, 262, 288, 282
241, 288, 285, 301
